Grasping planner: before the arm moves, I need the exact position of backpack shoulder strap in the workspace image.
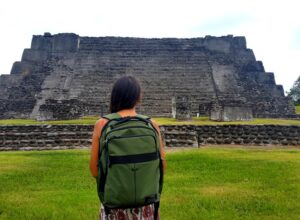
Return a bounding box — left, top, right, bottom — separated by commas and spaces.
99, 113, 121, 142
137, 114, 160, 135
136, 114, 151, 120
102, 113, 121, 120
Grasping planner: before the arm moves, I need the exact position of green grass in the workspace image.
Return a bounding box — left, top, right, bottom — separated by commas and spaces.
1, 116, 300, 126
0, 105, 299, 126
0, 116, 99, 125
0, 148, 299, 219
153, 117, 300, 125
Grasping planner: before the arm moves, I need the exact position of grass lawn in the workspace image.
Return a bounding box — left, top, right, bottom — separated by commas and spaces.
0, 116, 99, 125
1, 116, 300, 126
153, 117, 300, 125
0, 148, 299, 219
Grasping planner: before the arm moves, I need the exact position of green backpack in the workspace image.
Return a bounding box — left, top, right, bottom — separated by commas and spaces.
97, 113, 164, 215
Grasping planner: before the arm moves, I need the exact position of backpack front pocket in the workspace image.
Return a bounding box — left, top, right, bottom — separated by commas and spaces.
135, 160, 160, 205
104, 163, 136, 207
104, 160, 160, 208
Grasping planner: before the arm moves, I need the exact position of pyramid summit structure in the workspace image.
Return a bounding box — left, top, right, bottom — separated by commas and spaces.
0, 33, 295, 120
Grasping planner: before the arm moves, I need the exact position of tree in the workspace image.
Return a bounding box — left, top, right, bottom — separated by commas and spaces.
288, 76, 300, 105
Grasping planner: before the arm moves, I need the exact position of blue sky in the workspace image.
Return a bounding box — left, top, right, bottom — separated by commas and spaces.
0, 0, 299, 92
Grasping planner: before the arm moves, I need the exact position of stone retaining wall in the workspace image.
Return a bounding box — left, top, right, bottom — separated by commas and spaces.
162, 125, 300, 147
0, 125, 92, 151
0, 124, 300, 150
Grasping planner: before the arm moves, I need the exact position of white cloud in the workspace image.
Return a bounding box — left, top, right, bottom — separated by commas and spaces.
0, 0, 299, 91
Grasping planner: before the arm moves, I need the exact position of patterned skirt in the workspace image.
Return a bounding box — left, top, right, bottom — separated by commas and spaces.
99, 204, 159, 220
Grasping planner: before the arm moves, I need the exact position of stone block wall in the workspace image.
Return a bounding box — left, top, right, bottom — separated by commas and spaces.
164, 125, 300, 146
210, 106, 253, 121
0, 33, 297, 120
0, 124, 299, 151
0, 125, 93, 151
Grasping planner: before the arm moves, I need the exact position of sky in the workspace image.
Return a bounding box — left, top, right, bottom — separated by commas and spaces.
0, 0, 299, 92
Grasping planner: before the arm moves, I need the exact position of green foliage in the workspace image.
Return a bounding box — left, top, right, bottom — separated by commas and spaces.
288, 76, 300, 103
296, 106, 300, 114
0, 148, 300, 219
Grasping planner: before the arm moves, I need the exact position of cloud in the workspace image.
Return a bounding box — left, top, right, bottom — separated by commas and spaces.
291, 27, 300, 50
190, 14, 254, 35
0, 0, 300, 91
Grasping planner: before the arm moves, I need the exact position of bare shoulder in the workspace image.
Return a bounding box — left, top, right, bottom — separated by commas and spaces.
150, 118, 161, 133
150, 118, 159, 126
94, 118, 109, 129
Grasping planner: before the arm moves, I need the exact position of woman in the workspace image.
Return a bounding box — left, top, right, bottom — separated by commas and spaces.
90, 76, 166, 220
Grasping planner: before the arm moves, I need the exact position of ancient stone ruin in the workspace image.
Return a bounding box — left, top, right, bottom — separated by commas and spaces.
0, 33, 296, 120
1, 124, 300, 151
174, 96, 192, 121
210, 101, 253, 121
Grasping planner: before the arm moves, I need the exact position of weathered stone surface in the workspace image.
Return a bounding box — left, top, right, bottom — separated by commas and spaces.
210, 106, 253, 121
175, 96, 192, 121
0, 33, 297, 120
1, 124, 300, 150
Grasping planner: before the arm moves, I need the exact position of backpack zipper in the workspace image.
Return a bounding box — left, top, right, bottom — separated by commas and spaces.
106, 134, 157, 147
111, 117, 151, 129
105, 126, 156, 140
100, 117, 158, 144
105, 134, 158, 167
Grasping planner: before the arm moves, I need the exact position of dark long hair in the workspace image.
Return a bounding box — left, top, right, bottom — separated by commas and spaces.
110, 76, 141, 113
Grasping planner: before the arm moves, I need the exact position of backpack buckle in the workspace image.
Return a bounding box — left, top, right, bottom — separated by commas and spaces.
145, 194, 158, 204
